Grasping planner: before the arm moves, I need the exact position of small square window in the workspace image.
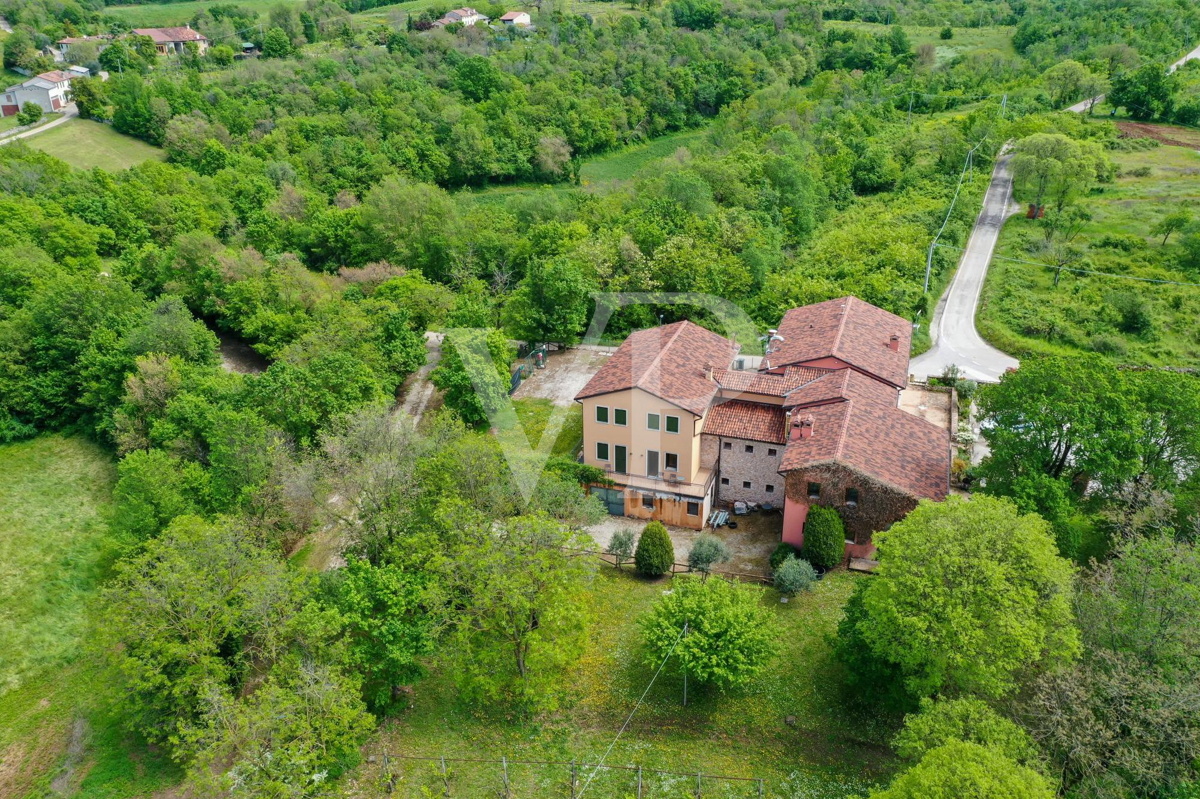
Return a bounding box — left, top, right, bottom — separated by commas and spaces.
845, 487, 860, 507
723, 441, 732, 450
665, 453, 679, 471
686, 501, 700, 516
765, 484, 775, 493
767, 448, 777, 456
665, 415, 680, 434
742, 481, 752, 489
647, 413, 661, 431
642, 494, 655, 510
745, 445, 754, 454
614, 408, 627, 426
595, 406, 609, 424
807, 482, 821, 500
721, 477, 730, 485
596, 442, 609, 461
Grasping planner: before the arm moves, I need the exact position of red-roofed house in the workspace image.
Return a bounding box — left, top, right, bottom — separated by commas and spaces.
2, 66, 90, 117
499, 10, 531, 25
575, 297, 949, 546
131, 26, 208, 56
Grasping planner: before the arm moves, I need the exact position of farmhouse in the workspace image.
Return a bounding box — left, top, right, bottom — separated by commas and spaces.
55, 35, 113, 60
574, 297, 950, 557
2, 67, 90, 117
131, 26, 209, 56
499, 11, 532, 25
436, 7, 490, 26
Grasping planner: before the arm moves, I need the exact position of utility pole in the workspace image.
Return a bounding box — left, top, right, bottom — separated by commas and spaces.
682, 621, 689, 706
924, 240, 936, 293
907, 90, 914, 126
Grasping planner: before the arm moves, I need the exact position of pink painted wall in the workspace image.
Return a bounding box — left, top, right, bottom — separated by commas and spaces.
782, 496, 808, 548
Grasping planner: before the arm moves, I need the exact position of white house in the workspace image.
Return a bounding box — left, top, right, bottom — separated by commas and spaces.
499, 11, 531, 25
1, 67, 89, 117
442, 7, 490, 25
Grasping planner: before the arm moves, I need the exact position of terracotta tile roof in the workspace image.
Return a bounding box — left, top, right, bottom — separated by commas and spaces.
36, 70, 73, 83
768, 296, 912, 388
574, 321, 738, 416
779, 370, 949, 500
133, 27, 208, 43
715, 365, 830, 397
703, 401, 788, 444
500, 11, 526, 19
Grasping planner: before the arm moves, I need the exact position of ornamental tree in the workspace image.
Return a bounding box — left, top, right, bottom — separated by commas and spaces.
640, 575, 776, 689
634, 520, 674, 576
848, 496, 1079, 700
802, 506, 845, 569
870, 741, 1055, 799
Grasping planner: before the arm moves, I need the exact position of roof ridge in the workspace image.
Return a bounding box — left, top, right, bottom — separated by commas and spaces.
830, 296, 853, 357
833, 398, 853, 461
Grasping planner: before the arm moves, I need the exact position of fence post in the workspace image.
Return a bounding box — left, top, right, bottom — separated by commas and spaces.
502, 756, 510, 799
695, 771, 702, 798
637, 766, 643, 799
570, 759, 577, 799
441, 756, 450, 798
758, 778, 765, 798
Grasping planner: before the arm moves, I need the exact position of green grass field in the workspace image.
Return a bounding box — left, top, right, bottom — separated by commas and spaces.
0, 435, 181, 799
24, 118, 165, 171
103, 0, 297, 26
979, 140, 1200, 367
826, 20, 1015, 63
340, 568, 895, 798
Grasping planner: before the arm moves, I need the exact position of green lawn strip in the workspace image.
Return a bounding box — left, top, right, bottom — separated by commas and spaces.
512, 398, 584, 456
978, 143, 1200, 367
825, 20, 1015, 61
24, 119, 166, 171
352, 569, 896, 798
104, 0, 302, 26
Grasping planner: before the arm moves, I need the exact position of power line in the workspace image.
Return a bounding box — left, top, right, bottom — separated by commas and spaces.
575, 623, 688, 799
933, 242, 1200, 288
923, 133, 992, 292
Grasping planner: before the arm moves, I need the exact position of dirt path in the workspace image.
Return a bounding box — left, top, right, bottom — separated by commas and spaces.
396, 332, 443, 425
0, 104, 78, 146
511, 346, 613, 406
217, 331, 268, 374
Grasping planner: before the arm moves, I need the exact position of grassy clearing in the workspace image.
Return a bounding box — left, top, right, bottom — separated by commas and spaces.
24, 119, 166, 171
338, 568, 895, 799
979, 140, 1200, 367
826, 20, 1015, 62
103, 0, 300, 26
512, 398, 584, 456
0, 435, 182, 799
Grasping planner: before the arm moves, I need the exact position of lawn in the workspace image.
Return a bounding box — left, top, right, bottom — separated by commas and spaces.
513, 397, 584, 457
353, 0, 638, 23
978, 139, 1200, 367
24, 118, 165, 171
826, 20, 1015, 63
336, 569, 896, 799
103, 0, 301, 26
0, 435, 181, 799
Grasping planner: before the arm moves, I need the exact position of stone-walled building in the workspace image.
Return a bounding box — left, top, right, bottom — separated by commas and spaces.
574, 297, 950, 557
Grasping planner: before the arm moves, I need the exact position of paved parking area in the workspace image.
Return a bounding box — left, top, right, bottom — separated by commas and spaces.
511, 346, 614, 406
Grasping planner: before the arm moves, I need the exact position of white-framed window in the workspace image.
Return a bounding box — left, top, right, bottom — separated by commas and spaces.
665, 452, 679, 472
596, 442, 610, 461
595, 405, 609, 424
686, 501, 700, 516
665, 415, 680, 434
642, 494, 655, 509
647, 450, 660, 477
614, 408, 627, 426
647, 413, 661, 431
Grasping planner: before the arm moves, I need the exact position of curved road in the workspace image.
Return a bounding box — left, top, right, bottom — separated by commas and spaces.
1068, 41, 1200, 113
909, 151, 1021, 383
0, 104, 78, 145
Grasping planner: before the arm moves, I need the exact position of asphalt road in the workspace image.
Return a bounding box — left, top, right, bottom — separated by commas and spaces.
909, 151, 1021, 383
0, 103, 78, 145
1067, 41, 1200, 113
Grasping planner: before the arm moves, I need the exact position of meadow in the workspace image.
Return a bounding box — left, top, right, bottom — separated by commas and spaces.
0, 435, 180, 799
103, 0, 294, 26
336, 569, 895, 799
825, 20, 1015, 63
978, 138, 1200, 367
23, 119, 166, 171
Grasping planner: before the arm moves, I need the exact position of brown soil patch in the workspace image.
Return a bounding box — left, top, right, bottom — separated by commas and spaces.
1116, 120, 1200, 148
0, 724, 71, 799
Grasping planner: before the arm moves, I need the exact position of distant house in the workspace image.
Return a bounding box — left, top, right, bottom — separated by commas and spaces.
131, 26, 209, 56
55, 35, 113, 59
2, 66, 90, 117
575, 296, 950, 555
441, 7, 490, 25
499, 11, 531, 25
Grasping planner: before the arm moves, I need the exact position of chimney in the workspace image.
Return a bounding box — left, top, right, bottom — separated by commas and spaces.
888, 334, 900, 352
790, 414, 814, 441
705, 362, 715, 381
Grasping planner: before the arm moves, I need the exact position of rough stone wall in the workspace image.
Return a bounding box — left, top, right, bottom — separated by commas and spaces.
709, 435, 786, 506
783, 464, 918, 544
699, 433, 720, 471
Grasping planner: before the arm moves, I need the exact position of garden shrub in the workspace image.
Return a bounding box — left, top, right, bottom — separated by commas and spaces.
769, 541, 801, 570
774, 555, 816, 595
634, 521, 674, 576
803, 506, 846, 570
687, 532, 729, 574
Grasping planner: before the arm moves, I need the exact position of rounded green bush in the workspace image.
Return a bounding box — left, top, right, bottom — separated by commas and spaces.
634, 521, 675, 576
774, 555, 817, 595
803, 506, 846, 570
769, 541, 801, 571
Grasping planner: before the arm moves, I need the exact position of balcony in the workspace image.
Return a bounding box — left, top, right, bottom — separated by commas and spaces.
604, 466, 715, 499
